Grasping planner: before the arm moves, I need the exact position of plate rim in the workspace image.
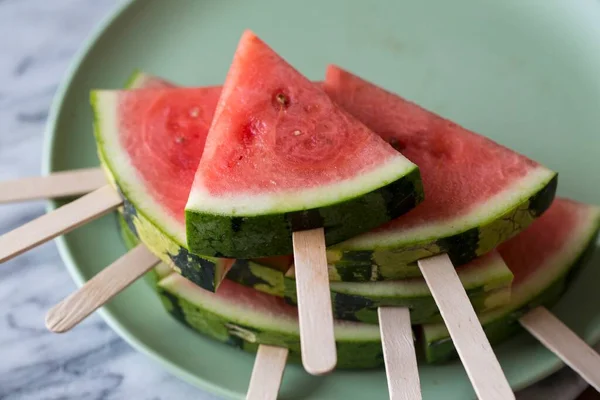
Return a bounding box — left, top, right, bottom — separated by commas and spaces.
40, 0, 598, 398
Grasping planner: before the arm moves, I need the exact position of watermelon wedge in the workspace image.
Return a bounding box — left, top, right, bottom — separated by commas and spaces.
92, 73, 233, 291
421, 197, 600, 363
185, 31, 423, 258
323, 66, 558, 276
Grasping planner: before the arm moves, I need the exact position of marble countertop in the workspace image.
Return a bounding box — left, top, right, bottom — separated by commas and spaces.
0, 0, 593, 399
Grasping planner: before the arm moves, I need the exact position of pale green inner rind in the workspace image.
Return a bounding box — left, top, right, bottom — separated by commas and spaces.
186, 157, 418, 216
123, 69, 145, 89
422, 206, 600, 349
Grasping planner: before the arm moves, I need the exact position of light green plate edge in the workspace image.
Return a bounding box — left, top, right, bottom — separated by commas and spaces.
42, 0, 600, 399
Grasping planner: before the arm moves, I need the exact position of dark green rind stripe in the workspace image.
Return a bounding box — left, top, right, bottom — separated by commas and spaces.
284, 277, 510, 325
225, 259, 285, 297
421, 225, 597, 364
186, 168, 424, 258
329, 173, 558, 278
157, 285, 384, 369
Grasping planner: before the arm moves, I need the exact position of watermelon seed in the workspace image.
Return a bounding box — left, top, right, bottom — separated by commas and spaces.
189, 107, 200, 118
274, 92, 290, 108
293, 130, 302, 136
175, 136, 185, 144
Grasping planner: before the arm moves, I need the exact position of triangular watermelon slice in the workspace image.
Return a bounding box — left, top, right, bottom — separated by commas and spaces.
323, 66, 558, 276
421, 197, 600, 363
185, 31, 423, 258
92, 74, 233, 292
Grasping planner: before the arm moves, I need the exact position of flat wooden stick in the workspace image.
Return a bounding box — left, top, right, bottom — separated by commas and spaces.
0, 168, 106, 203
418, 254, 514, 400
520, 306, 600, 392
46, 244, 160, 333
292, 228, 337, 375
0, 185, 122, 263
246, 345, 289, 400
378, 307, 421, 400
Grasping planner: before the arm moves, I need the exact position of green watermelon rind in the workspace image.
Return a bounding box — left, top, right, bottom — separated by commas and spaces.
186, 167, 424, 258
283, 252, 513, 324
91, 72, 228, 292
117, 212, 512, 324
327, 171, 558, 277
420, 206, 600, 363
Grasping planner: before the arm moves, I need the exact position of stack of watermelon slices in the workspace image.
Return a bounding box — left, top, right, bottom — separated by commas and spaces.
92, 30, 600, 368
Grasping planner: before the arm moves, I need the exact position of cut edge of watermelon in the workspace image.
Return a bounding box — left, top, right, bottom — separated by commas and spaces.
422, 202, 600, 343
157, 273, 381, 341
327, 250, 511, 297
186, 156, 418, 217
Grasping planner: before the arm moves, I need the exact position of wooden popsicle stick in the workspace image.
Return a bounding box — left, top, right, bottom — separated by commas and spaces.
0, 168, 106, 203
418, 254, 514, 400
0, 185, 122, 263
520, 306, 600, 392
378, 307, 422, 400
292, 228, 337, 375
246, 345, 289, 400
46, 244, 160, 333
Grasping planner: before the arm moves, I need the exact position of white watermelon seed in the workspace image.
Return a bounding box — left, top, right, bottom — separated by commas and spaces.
189, 107, 200, 118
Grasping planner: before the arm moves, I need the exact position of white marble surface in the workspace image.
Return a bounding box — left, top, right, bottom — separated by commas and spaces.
0, 0, 593, 399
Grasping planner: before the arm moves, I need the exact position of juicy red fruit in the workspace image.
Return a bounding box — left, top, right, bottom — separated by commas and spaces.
196, 31, 404, 196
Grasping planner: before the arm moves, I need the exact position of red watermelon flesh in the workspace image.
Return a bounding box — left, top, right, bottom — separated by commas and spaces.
324, 65, 544, 230
118, 86, 221, 223
192, 32, 407, 195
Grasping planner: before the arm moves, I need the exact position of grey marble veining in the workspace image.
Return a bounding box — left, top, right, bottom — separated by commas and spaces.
0, 0, 593, 399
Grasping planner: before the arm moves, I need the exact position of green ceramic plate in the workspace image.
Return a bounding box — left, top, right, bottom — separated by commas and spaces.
44, 0, 600, 398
